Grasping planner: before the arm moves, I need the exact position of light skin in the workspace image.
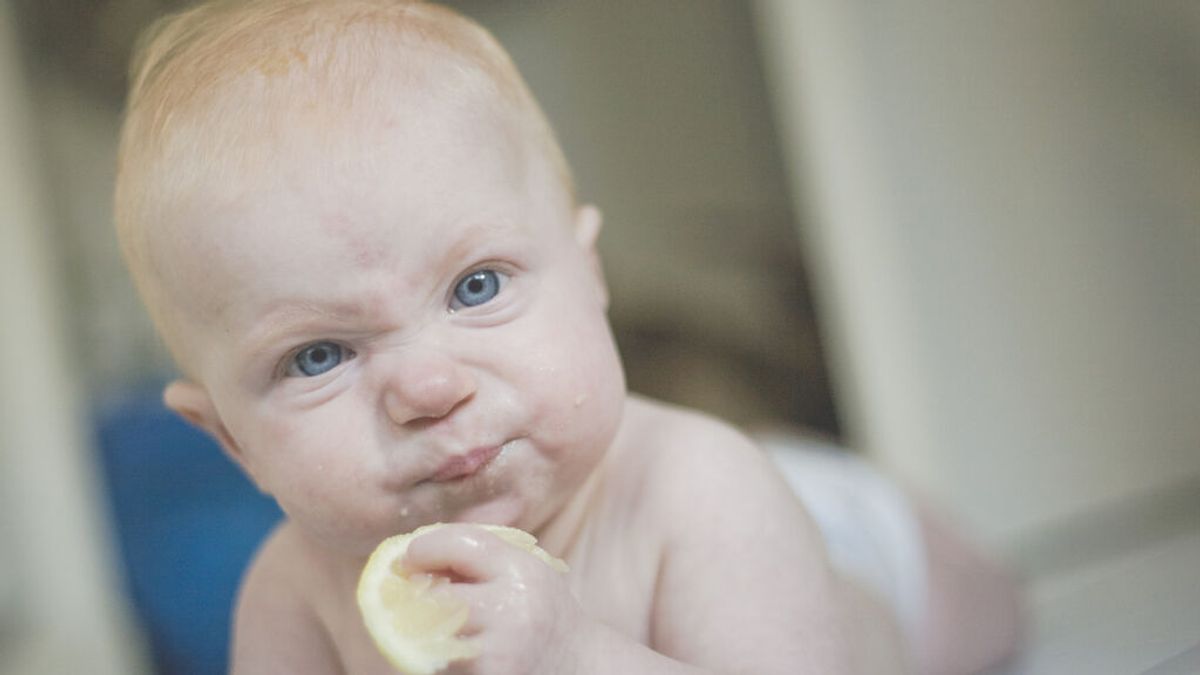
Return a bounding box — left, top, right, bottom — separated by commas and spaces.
152, 71, 905, 674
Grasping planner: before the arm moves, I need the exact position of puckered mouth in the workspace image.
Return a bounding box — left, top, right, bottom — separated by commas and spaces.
428, 442, 505, 482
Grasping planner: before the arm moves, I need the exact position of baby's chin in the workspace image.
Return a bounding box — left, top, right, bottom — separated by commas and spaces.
292, 504, 509, 556
283, 509, 417, 559
447, 494, 527, 528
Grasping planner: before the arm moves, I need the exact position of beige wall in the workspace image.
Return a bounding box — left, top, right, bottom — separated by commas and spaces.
0, 3, 147, 673
755, 0, 1200, 543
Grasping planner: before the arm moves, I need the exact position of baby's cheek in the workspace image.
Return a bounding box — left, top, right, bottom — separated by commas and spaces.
550, 340, 625, 449
246, 410, 358, 482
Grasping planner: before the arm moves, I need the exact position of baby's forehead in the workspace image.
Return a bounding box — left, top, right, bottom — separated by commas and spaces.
125, 3, 552, 241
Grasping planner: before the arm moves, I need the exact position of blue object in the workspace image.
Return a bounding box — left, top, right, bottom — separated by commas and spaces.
94, 384, 282, 675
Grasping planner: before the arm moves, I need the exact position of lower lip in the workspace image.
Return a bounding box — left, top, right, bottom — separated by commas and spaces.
431, 443, 504, 482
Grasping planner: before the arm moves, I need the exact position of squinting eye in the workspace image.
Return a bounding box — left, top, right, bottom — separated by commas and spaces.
287, 341, 352, 377
452, 269, 503, 309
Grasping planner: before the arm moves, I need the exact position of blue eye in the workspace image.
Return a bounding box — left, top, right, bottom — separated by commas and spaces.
287, 342, 350, 377
452, 269, 502, 309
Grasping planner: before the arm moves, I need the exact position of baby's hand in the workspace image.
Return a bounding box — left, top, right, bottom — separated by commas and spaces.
401, 523, 592, 675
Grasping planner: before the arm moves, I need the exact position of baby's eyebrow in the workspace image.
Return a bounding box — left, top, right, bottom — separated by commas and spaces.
437, 219, 518, 265
238, 301, 364, 358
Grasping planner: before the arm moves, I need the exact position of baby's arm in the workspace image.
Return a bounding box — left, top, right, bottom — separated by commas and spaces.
645, 417, 908, 674
228, 526, 343, 675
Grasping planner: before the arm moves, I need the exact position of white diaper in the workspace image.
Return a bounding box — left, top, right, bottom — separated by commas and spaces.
759, 433, 928, 644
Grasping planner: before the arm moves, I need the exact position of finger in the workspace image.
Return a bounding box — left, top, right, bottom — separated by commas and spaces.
444, 581, 510, 635
401, 523, 518, 581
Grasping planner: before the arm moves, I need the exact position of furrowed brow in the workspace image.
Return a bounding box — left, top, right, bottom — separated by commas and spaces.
239, 300, 365, 359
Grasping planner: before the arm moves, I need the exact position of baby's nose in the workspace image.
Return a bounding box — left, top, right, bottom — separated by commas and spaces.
381, 350, 476, 426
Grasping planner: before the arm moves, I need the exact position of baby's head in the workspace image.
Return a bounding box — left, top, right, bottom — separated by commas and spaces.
116, 0, 574, 370
115, 0, 624, 552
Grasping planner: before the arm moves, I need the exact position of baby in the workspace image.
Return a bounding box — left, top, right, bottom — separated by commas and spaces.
113, 1, 1020, 673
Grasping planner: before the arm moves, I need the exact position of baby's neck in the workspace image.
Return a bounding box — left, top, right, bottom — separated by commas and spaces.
532, 457, 608, 561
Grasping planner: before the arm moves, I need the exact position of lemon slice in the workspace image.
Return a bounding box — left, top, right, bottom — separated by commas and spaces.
357, 523, 568, 675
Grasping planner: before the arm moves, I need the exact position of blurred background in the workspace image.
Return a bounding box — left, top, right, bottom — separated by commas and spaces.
1, 1, 1197, 673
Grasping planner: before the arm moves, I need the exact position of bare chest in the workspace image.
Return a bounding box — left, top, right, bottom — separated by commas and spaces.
565, 518, 662, 645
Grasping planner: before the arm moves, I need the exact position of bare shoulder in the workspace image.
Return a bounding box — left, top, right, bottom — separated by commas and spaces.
230, 521, 343, 674
617, 396, 832, 583
236, 521, 319, 608
620, 397, 862, 672
621, 396, 804, 528
620, 396, 764, 468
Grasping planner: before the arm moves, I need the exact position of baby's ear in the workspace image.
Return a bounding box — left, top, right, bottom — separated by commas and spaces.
574, 203, 603, 249
163, 379, 260, 487
573, 204, 609, 307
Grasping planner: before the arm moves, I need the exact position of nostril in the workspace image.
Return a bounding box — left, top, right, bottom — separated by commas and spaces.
381, 362, 476, 426
418, 372, 474, 417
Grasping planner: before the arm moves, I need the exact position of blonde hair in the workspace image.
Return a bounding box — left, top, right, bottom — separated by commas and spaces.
114, 0, 572, 361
